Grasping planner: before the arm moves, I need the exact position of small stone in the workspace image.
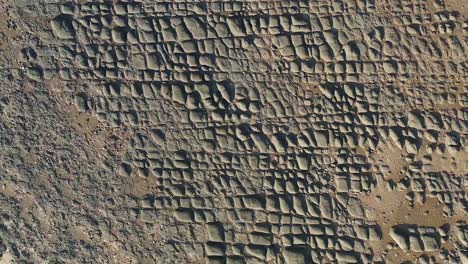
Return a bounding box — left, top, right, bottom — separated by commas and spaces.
74, 93, 88, 112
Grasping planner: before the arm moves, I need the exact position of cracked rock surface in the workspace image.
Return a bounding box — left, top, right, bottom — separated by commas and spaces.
0, 0, 467, 263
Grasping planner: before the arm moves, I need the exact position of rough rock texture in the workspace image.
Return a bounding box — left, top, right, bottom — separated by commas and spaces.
0, 0, 467, 263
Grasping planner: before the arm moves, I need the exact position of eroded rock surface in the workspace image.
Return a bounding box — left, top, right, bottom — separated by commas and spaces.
0, 0, 466, 263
